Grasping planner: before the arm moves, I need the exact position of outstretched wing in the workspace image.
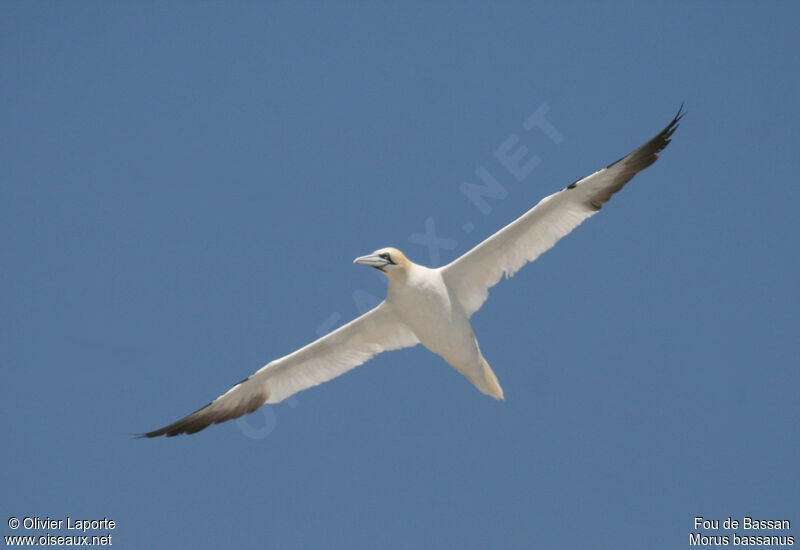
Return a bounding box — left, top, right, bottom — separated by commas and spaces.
442, 107, 683, 317
143, 301, 419, 437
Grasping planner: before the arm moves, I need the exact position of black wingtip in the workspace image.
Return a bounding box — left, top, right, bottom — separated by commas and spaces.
656, 102, 685, 150
139, 382, 269, 438
605, 104, 684, 170
138, 400, 217, 439
662, 102, 685, 141
676, 101, 686, 121
669, 102, 685, 131
584, 105, 683, 210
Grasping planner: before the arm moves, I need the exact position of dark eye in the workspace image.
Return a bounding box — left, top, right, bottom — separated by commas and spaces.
379, 253, 391, 261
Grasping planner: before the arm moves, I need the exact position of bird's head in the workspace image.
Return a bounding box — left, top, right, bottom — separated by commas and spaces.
353, 247, 410, 278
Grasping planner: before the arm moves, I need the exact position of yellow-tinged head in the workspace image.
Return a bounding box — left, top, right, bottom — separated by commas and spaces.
353, 247, 411, 277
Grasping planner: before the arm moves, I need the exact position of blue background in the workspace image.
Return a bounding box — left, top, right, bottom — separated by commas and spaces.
2, 3, 798, 548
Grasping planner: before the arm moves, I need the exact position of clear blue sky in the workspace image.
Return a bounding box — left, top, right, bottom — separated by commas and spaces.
2, 2, 798, 549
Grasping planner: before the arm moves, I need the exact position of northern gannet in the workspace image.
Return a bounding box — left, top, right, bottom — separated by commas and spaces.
143, 107, 682, 437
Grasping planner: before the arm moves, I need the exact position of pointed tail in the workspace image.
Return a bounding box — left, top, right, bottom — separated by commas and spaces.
479, 355, 504, 400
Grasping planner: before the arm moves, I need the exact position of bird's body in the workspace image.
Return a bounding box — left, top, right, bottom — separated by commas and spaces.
143, 106, 682, 437
382, 257, 503, 399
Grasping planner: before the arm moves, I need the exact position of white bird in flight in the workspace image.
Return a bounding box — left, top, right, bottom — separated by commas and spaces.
143, 107, 682, 437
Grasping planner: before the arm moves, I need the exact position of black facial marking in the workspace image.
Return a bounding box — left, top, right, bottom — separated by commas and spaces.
379, 252, 396, 265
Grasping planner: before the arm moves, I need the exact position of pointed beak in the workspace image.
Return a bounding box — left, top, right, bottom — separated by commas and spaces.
353, 254, 387, 268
